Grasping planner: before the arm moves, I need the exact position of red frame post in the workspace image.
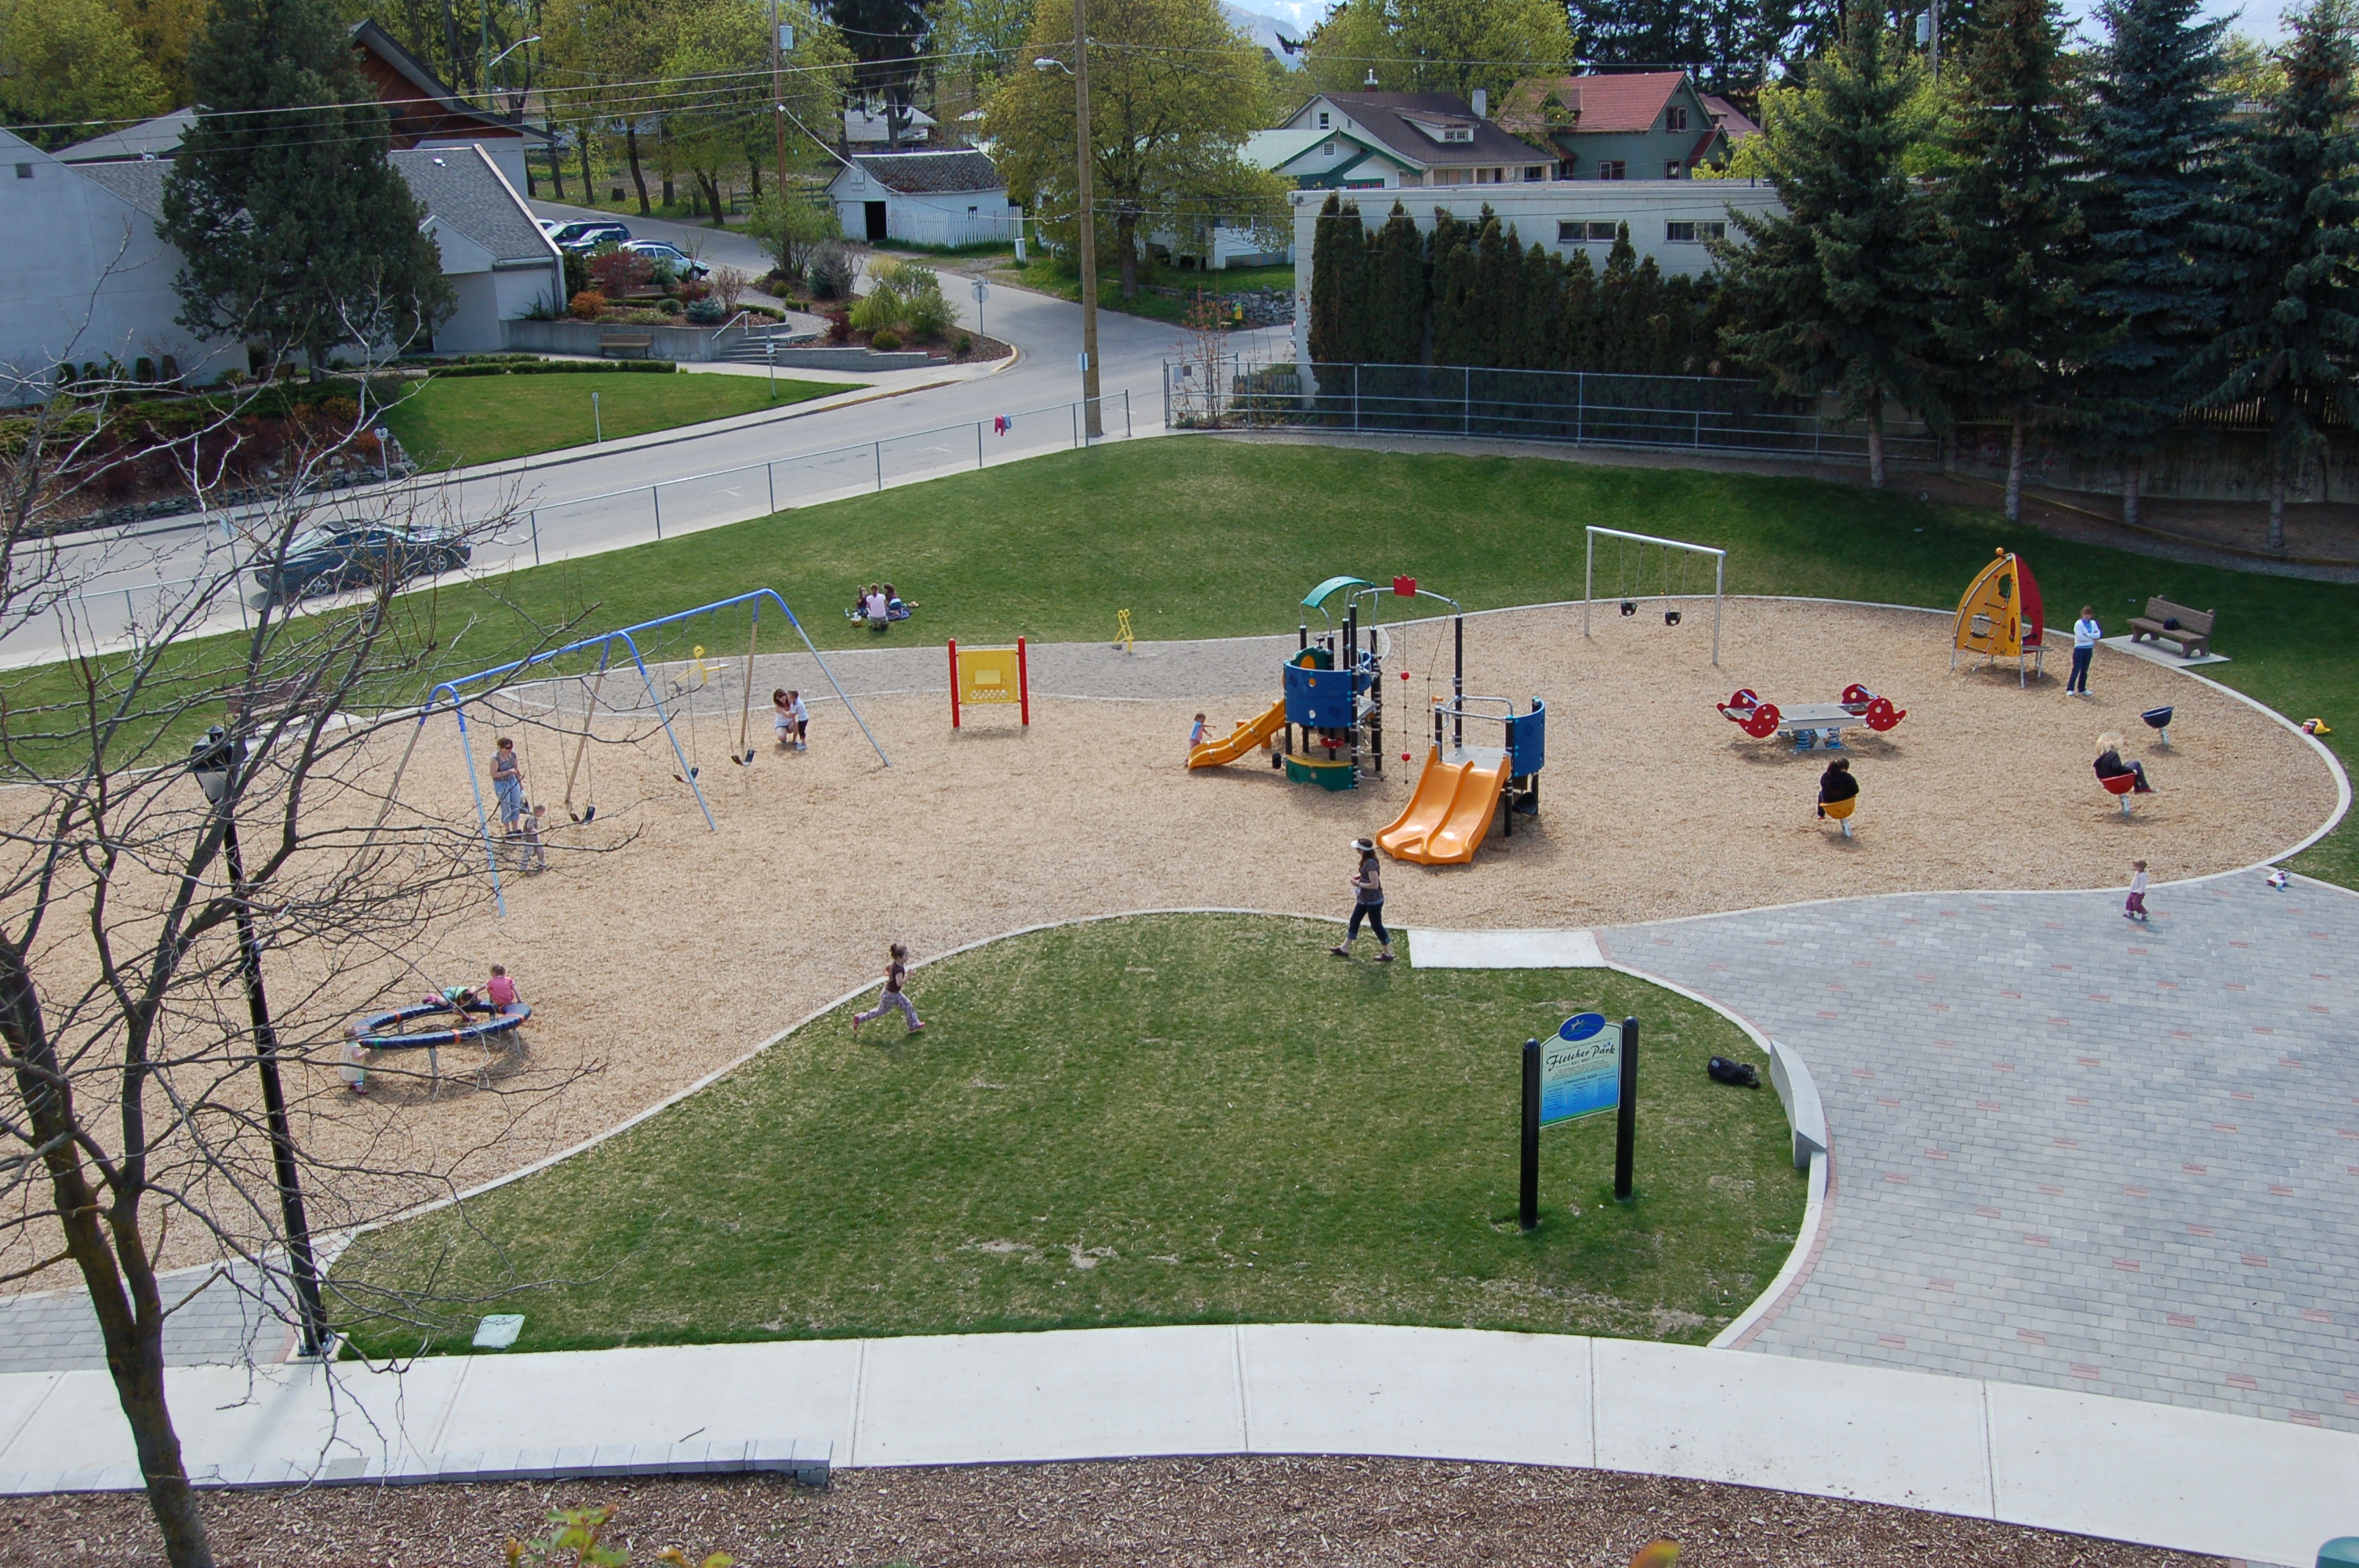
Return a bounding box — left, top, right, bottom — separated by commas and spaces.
1017, 637, 1030, 726
948, 638, 961, 728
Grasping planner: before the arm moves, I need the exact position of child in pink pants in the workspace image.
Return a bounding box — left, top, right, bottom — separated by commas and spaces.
2125, 861, 2150, 923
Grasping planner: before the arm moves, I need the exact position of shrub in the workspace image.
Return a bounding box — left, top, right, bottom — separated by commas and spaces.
656, 296, 685, 316
807, 241, 853, 300
747, 192, 841, 278
870, 328, 903, 352
685, 297, 725, 325
824, 309, 852, 345
569, 289, 608, 320
562, 249, 591, 300
903, 290, 955, 339
711, 265, 750, 312
587, 249, 655, 298
848, 288, 900, 336
955, 332, 974, 357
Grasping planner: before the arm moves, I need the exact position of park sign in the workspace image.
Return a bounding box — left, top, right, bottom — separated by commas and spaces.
1542, 1013, 1623, 1126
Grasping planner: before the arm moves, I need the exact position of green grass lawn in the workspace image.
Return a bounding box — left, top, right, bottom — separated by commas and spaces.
377, 370, 856, 471
331, 915, 1803, 1356
10, 440, 2354, 879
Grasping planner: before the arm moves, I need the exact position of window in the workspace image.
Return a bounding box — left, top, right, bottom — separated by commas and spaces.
1524, 165, 1546, 182
11, 164, 28, 180
1665, 220, 1726, 242
1318, 110, 1331, 129
1598, 160, 1626, 180
1558, 159, 1576, 179
1558, 220, 1620, 244
1667, 106, 1688, 132
1666, 159, 1684, 180
1322, 140, 1336, 157
1398, 171, 1423, 187
1441, 125, 1472, 143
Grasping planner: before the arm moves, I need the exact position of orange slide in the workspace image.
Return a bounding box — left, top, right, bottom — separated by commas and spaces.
1376, 746, 1511, 864
1188, 699, 1288, 768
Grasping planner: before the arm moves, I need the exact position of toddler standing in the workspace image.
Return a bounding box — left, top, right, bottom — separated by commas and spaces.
1188, 712, 1210, 757
2125, 860, 2150, 923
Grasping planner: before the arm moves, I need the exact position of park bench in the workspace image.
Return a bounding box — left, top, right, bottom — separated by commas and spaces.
598, 333, 653, 359
2128, 597, 2215, 659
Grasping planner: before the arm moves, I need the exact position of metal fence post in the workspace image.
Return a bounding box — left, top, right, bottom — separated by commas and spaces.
767, 461, 776, 514
1463, 365, 1470, 436
1071, 401, 1079, 448
1354, 362, 1361, 433
1576, 372, 1587, 445
652, 485, 663, 539
1125, 389, 1131, 439
530, 510, 541, 567
977, 422, 985, 469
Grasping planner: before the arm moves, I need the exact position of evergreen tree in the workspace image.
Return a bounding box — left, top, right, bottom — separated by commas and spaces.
1472, 214, 1519, 368
1308, 194, 1366, 365
1628, 256, 1670, 374
1557, 249, 1599, 371
2192, 0, 2359, 550
1932, 0, 2098, 521
1520, 240, 1562, 375
1717, 2, 1937, 489
1365, 202, 1429, 365
161, 0, 451, 373
1594, 224, 1640, 374
2077, 0, 2237, 524
1429, 212, 1480, 367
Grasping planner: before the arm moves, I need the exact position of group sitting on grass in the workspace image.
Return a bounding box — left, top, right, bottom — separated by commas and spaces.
847, 583, 914, 629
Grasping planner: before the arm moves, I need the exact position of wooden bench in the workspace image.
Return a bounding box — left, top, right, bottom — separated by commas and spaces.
599, 333, 654, 359
2128, 597, 2215, 659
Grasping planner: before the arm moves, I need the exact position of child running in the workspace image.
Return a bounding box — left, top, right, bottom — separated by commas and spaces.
1331, 837, 1394, 962
852, 942, 925, 1034
2125, 860, 2151, 923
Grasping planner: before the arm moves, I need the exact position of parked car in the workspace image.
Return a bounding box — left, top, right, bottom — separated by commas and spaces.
251, 524, 472, 602
549, 220, 631, 252
620, 239, 710, 278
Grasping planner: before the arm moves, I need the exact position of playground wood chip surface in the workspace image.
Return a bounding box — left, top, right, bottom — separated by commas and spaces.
0, 600, 2332, 1287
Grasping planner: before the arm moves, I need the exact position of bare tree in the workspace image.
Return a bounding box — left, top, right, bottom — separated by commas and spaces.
0, 335, 596, 1567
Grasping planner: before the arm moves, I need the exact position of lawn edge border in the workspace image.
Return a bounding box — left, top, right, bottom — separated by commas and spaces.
327, 909, 1819, 1357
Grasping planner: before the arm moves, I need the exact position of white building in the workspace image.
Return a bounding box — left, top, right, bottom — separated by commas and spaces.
0, 127, 238, 397
843, 103, 937, 148
827, 151, 1018, 248
1287, 179, 1786, 371
1, 129, 563, 393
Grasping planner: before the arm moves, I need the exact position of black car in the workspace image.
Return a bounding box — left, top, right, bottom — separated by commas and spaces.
251, 524, 471, 602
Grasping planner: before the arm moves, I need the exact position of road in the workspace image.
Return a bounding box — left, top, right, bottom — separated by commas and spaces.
9, 202, 1296, 666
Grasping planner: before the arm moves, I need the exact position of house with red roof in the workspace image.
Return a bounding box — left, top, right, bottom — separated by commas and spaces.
1495, 72, 1746, 181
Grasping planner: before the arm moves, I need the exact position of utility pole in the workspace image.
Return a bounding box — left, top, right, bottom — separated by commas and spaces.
1929, 0, 1941, 76
772, 0, 791, 196
1072, 0, 1101, 439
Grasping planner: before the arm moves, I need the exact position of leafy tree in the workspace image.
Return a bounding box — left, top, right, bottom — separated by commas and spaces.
987, 0, 1285, 299
1717, 2, 1937, 488
2074, 0, 2237, 524
160, 0, 452, 375
829, 0, 930, 147
1365, 202, 1428, 365
540, 0, 670, 213
2212, 29, 2285, 103
1303, 0, 1569, 107
0, 0, 166, 146
749, 191, 845, 278
102, 0, 205, 106
1931, 0, 2095, 520
663, 0, 849, 214
2192, 0, 2359, 550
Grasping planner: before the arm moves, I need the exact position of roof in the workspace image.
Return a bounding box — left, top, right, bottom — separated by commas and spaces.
1243, 127, 1332, 169
350, 20, 551, 146
838, 151, 1004, 195
74, 159, 167, 216
388, 146, 553, 266
1300, 93, 1541, 168
57, 109, 198, 164
1496, 73, 1688, 136
1699, 94, 1760, 138
844, 104, 938, 144
77, 143, 554, 269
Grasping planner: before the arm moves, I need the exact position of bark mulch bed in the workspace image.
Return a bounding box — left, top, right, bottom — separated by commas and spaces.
0, 1457, 2225, 1566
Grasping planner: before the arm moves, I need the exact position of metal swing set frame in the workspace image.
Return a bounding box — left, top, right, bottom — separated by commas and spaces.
405, 589, 889, 916
1583, 525, 1725, 666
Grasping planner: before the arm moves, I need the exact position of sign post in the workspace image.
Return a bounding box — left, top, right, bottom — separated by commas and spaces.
1520, 1012, 1635, 1225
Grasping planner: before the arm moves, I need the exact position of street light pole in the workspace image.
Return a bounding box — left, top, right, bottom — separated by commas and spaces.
190, 727, 329, 1360
1070, 0, 1101, 440
772, 0, 791, 198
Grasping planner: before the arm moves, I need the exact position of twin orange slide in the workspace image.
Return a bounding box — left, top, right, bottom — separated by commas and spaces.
1376, 747, 1510, 864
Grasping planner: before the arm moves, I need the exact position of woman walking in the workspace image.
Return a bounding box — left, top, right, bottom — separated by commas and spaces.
1330, 837, 1394, 962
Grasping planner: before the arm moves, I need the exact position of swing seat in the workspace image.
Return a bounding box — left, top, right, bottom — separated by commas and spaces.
1822, 797, 1856, 821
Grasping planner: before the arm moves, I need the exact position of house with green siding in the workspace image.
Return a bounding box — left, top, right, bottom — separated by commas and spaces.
1495, 72, 1749, 180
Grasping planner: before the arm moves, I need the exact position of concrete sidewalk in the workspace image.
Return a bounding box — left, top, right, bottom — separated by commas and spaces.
1, 1323, 2350, 1566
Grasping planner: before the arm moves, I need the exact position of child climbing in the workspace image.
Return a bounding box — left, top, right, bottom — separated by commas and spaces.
2069, 605, 2101, 696
1817, 756, 1860, 838
2125, 860, 2150, 923
1188, 712, 1210, 759
852, 942, 925, 1034
492, 736, 525, 831
1331, 837, 1394, 962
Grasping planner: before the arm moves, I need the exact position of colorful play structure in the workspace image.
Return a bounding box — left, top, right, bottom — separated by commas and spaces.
949, 637, 1030, 728
1952, 548, 2047, 685
1188, 576, 1547, 865
1717, 684, 1908, 753
404, 589, 889, 916
351, 995, 533, 1094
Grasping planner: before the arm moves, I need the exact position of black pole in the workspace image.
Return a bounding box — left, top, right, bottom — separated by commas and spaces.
1369, 616, 1382, 774
1613, 1015, 1638, 1202
1520, 1037, 1540, 1229
214, 749, 329, 1359
1452, 613, 1464, 752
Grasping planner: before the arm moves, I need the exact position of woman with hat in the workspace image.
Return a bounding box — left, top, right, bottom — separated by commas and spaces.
1332, 837, 1394, 962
